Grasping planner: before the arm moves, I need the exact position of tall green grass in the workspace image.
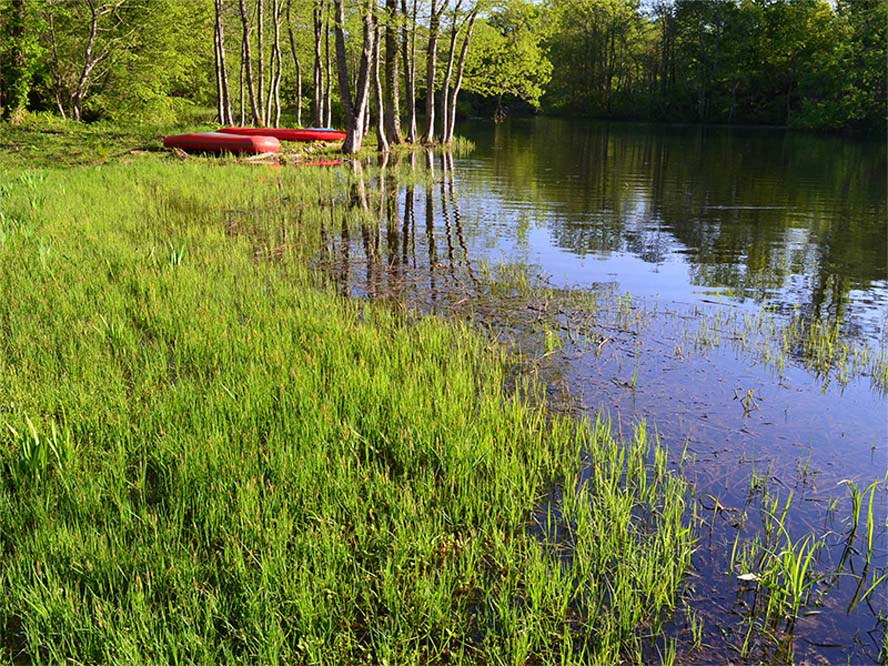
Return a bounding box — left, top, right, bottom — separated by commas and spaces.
0, 159, 694, 662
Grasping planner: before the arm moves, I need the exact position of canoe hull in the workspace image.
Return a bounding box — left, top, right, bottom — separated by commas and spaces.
218, 127, 347, 142
163, 132, 281, 154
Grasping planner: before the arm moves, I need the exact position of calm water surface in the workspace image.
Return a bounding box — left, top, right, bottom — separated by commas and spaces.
454, 119, 887, 340
323, 118, 887, 663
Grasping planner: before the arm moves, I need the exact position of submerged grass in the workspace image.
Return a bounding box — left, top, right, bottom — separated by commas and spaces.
0, 154, 695, 661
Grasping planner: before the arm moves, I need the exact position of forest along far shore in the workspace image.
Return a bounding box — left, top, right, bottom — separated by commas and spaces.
0, 0, 885, 138
0, 0, 886, 664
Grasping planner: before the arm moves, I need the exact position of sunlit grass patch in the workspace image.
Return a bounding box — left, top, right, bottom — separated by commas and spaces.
0, 157, 694, 662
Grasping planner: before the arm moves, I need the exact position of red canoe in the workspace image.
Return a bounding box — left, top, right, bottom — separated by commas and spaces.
218, 127, 347, 142
163, 132, 281, 154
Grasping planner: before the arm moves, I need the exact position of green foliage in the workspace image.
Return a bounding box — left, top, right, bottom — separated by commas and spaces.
38, 0, 214, 122
463, 1, 553, 110
98, 1, 214, 121
1, 0, 883, 130
0, 0, 45, 121
545, 0, 645, 115
544, 0, 886, 131
794, 0, 888, 130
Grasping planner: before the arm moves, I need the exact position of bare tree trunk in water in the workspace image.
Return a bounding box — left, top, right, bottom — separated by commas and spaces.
383, 0, 402, 144
333, 0, 374, 153
373, 23, 388, 152
444, 9, 476, 144
400, 0, 418, 142
286, 0, 303, 126
238, 0, 261, 123
421, 0, 442, 144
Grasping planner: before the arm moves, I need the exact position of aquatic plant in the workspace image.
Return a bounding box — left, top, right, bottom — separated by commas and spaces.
729, 491, 827, 661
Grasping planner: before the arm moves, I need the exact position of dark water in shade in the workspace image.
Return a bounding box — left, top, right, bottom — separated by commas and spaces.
320, 119, 887, 663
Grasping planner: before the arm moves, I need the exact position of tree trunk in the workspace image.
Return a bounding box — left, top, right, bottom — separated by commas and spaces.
421, 0, 441, 144
373, 23, 388, 152
324, 3, 333, 127
334, 0, 373, 153
440, 1, 464, 140
312, 0, 324, 125
214, 0, 233, 124
239, 38, 246, 124
256, 0, 266, 125
219, 5, 233, 123
383, 0, 402, 144
270, 0, 283, 125
45, 1, 67, 119
214, 8, 225, 122
286, 0, 303, 126
71, 0, 105, 122
238, 0, 261, 124
400, 0, 418, 142
444, 9, 476, 145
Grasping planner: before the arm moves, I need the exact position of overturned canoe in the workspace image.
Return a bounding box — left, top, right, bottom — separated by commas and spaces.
218, 126, 347, 142
163, 132, 281, 154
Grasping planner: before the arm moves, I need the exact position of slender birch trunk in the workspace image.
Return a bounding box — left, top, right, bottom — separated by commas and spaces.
238, 0, 261, 123
239, 38, 246, 124
214, 0, 233, 124
444, 8, 476, 144
421, 0, 442, 144
71, 0, 102, 121
324, 3, 333, 127
286, 0, 303, 126
256, 0, 266, 125
46, 2, 67, 118
270, 0, 283, 125
333, 0, 373, 153
383, 0, 402, 144
312, 0, 324, 124
373, 23, 388, 152
400, 0, 418, 142
214, 11, 225, 122
440, 1, 464, 140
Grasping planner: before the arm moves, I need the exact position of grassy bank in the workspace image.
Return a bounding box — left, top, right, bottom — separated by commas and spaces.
0, 150, 694, 662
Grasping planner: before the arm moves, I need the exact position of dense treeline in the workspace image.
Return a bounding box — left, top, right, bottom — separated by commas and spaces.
0, 0, 884, 136
544, 0, 886, 130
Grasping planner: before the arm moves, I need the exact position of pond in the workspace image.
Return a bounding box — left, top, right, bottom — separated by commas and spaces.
320, 118, 887, 663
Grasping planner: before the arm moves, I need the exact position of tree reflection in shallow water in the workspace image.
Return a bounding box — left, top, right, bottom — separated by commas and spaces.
316, 123, 887, 663
458, 118, 887, 341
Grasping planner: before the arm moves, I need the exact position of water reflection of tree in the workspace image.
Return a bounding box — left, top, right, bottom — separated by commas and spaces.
325, 149, 476, 313
474, 119, 886, 328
